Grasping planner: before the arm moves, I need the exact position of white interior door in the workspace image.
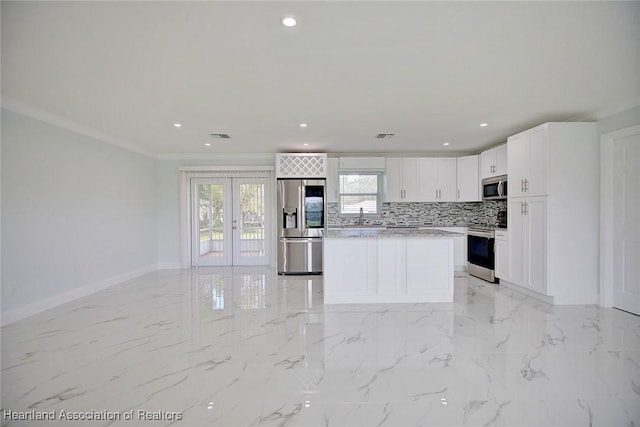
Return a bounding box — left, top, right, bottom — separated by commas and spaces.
193, 177, 269, 267
613, 134, 640, 315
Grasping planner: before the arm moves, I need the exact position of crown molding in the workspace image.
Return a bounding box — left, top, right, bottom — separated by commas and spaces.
1, 96, 155, 158
156, 152, 276, 161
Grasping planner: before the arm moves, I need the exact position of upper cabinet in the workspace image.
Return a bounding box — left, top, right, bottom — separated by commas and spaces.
417, 158, 457, 202
326, 157, 339, 203
456, 155, 480, 202
385, 158, 418, 202
508, 125, 549, 198
480, 144, 507, 179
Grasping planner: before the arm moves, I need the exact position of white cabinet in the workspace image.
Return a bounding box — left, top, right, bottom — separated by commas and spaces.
326, 157, 339, 203
480, 144, 507, 179
339, 157, 386, 170
417, 158, 457, 201
508, 198, 547, 295
385, 158, 418, 202
456, 155, 480, 202
508, 125, 549, 197
324, 236, 454, 303
406, 238, 453, 295
377, 239, 406, 295
323, 238, 376, 298
494, 229, 509, 281
505, 122, 599, 304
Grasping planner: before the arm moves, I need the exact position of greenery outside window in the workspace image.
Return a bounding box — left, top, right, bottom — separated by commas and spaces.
338, 172, 382, 215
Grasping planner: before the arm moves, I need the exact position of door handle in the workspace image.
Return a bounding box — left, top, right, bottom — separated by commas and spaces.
232, 226, 238, 230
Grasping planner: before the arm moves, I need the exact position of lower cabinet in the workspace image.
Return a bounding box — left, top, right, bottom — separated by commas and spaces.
324, 236, 454, 303
508, 197, 548, 295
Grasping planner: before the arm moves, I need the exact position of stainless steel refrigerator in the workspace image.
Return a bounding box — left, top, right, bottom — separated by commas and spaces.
277, 179, 326, 274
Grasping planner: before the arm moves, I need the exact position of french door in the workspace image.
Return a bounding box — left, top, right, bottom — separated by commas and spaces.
193, 177, 270, 266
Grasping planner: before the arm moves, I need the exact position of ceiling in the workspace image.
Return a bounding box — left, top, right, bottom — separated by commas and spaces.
2, 1, 639, 157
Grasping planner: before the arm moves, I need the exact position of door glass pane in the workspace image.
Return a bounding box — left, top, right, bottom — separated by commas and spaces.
199, 183, 224, 259
238, 183, 265, 262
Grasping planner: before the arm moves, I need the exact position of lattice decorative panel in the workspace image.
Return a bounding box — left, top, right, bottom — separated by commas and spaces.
276, 154, 327, 178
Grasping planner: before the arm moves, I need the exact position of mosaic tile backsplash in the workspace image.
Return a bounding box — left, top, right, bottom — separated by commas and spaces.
327, 201, 507, 228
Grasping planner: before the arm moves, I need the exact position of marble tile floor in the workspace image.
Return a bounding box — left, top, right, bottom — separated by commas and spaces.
2, 268, 639, 427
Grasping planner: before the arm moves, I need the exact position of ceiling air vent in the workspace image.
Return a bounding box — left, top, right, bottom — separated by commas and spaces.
210, 133, 231, 139
376, 133, 395, 139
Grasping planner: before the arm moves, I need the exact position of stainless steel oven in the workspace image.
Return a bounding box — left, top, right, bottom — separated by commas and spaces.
467, 227, 497, 283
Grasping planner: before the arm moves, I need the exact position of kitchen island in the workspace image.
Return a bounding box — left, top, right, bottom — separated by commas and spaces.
323, 228, 460, 304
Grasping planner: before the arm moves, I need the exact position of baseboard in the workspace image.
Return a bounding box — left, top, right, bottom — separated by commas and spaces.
157, 262, 183, 270
1, 264, 158, 326
498, 280, 555, 305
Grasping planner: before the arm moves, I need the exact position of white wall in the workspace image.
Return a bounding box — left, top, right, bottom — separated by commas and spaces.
1, 110, 157, 322
155, 155, 275, 268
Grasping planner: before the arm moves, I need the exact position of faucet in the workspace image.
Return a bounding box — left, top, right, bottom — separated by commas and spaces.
358, 207, 364, 225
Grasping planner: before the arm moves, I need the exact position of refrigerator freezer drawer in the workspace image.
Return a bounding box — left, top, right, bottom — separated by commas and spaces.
278, 238, 323, 274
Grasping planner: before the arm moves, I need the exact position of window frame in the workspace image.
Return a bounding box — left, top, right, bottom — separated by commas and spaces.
337, 171, 383, 216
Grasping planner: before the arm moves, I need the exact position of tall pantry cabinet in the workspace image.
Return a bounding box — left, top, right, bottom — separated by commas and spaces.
506, 122, 599, 304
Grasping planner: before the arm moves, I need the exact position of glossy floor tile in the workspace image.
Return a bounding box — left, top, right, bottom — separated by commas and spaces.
2, 268, 639, 426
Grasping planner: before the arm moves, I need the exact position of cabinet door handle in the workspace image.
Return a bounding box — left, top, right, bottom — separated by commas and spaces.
520, 202, 524, 215
525, 202, 529, 215
525, 179, 529, 192
457, 189, 460, 200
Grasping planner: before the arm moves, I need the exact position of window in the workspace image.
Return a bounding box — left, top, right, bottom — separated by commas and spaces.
338, 172, 382, 215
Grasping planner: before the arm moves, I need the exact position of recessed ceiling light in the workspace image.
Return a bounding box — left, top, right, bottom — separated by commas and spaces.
282, 16, 297, 27
204, 143, 211, 147
299, 123, 307, 128
443, 142, 450, 146
303, 143, 309, 146
173, 123, 182, 128
480, 123, 488, 127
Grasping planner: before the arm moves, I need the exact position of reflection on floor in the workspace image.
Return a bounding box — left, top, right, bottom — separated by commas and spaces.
2, 268, 639, 426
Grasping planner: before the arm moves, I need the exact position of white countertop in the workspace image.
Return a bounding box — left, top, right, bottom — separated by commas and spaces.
324, 228, 463, 238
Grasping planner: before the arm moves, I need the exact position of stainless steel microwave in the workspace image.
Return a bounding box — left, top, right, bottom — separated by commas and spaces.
482, 175, 507, 200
